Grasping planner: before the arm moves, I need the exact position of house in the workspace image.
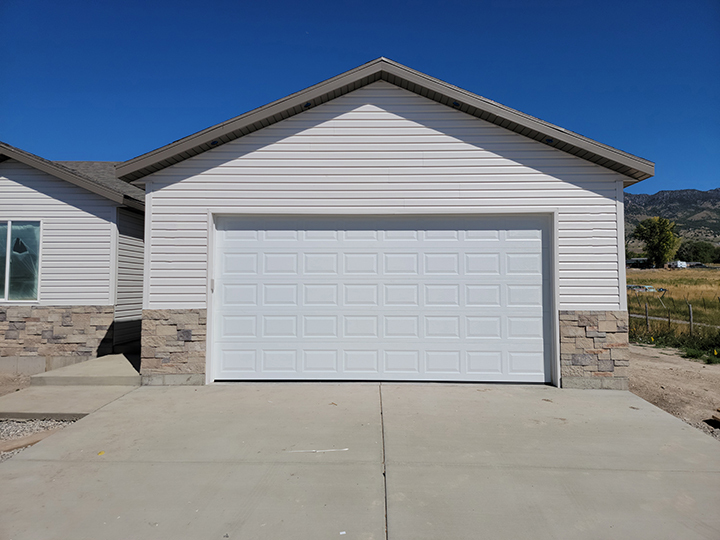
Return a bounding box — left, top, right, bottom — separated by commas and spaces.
0, 142, 145, 375
118, 58, 654, 389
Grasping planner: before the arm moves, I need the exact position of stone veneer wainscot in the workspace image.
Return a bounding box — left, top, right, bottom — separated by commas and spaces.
141, 308, 207, 385
560, 310, 629, 390
0, 305, 114, 375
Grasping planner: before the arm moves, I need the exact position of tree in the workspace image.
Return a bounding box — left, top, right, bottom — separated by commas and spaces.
632, 217, 681, 268
676, 240, 717, 264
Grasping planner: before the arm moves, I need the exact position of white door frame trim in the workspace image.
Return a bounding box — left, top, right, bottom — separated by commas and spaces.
205, 209, 560, 386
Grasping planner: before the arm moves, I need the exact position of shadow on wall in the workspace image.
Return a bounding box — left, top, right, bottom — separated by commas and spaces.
147, 85, 621, 201
0, 313, 140, 376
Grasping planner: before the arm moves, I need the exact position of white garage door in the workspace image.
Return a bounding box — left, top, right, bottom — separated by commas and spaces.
211, 216, 551, 382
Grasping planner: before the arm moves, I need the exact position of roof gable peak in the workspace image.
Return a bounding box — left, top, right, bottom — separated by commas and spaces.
117, 58, 653, 186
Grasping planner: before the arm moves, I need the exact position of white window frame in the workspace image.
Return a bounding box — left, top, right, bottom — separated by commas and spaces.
1, 219, 42, 303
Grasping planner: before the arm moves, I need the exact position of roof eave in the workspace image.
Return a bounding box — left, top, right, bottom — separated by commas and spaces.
0, 142, 145, 208
117, 57, 654, 183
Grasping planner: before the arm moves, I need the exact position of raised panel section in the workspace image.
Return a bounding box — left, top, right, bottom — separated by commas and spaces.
220, 349, 257, 372
263, 284, 297, 306
304, 284, 338, 306
221, 316, 256, 337
507, 285, 542, 307
466, 253, 500, 275
467, 351, 503, 374
425, 317, 460, 338
344, 253, 378, 274
303, 350, 338, 372
303, 316, 338, 338
506, 253, 542, 275
424, 253, 459, 275
262, 316, 297, 337
384, 284, 419, 306
344, 316, 378, 338
225, 253, 258, 274
385, 316, 419, 338
508, 317, 544, 339
344, 284, 378, 306
212, 214, 550, 382
304, 253, 338, 274
264, 253, 298, 274
467, 317, 501, 338
344, 350, 379, 372
223, 284, 257, 306
425, 285, 459, 307
426, 351, 461, 373
384, 253, 418, 274
385, 351, 420, 373
466, 285, 500, 307
262, 350, 297, 372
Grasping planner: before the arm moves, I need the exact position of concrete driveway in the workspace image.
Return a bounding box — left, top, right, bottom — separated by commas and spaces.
1, 383, 719, 540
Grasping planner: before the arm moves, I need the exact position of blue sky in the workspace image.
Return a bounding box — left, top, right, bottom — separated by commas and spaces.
0, 0, 717, 194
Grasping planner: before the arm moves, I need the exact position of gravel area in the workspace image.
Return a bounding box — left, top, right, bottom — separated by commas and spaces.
0, 419, 74, 463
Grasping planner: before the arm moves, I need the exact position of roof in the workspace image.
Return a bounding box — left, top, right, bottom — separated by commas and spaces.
0, 142, 145, 210
117, 57, 654, 187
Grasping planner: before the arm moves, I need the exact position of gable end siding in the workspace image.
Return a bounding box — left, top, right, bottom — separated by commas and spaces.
145, 82, 624, 312
0, 160, 117, 305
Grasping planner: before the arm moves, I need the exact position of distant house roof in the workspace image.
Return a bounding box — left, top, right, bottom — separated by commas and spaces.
0, 142, 144, 210
117, 57, 654, 187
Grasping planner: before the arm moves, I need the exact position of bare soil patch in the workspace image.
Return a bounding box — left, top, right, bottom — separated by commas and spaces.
0, 373, 31, 398
629, 344, 720, 440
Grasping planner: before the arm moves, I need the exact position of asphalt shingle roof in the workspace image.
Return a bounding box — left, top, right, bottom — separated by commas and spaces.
56, 161, 145, 202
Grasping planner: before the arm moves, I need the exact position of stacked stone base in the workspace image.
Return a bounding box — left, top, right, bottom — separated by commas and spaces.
141, 309, 206, 385
560, 310, 629, 390
0, 305, 115, 375
138, 308, 630, 389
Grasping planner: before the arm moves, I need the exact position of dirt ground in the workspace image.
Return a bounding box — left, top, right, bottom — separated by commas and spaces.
0, 374, 31, 399
629, 344, 720, 440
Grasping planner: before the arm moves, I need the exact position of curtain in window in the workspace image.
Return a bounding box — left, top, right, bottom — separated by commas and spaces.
8, 222, 39, 300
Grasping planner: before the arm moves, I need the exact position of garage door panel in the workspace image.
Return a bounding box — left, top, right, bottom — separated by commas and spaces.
217, 346, 548, 381
213, 216, 551, 382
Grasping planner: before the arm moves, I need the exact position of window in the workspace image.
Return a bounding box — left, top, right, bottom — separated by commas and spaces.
1, 221, 40, 301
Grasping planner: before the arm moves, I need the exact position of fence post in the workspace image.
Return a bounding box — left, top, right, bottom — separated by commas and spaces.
688, 303, 693, 336
645, 302, 650, 331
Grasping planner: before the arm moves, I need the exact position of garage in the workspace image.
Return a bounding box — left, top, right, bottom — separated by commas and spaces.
211, 215, 552, 382
123, 58, 651, 388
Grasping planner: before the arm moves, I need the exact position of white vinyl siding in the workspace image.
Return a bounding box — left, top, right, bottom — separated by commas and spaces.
144, 81, 625, 311
0, 160, 117, 305
115, 208, 144, 320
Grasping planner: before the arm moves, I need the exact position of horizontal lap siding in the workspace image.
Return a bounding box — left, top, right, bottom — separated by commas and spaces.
0, 160, 116, 305
146, 81, 623, 311
115, 208, 144, 327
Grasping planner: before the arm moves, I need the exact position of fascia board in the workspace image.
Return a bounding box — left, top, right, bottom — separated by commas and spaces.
117, 57, 654, 182
122, 196, 145, 211
380, 61, 655, 179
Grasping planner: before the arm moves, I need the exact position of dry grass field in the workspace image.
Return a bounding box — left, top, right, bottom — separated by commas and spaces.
627, 268, 720, 363
627, 268, 720, 327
